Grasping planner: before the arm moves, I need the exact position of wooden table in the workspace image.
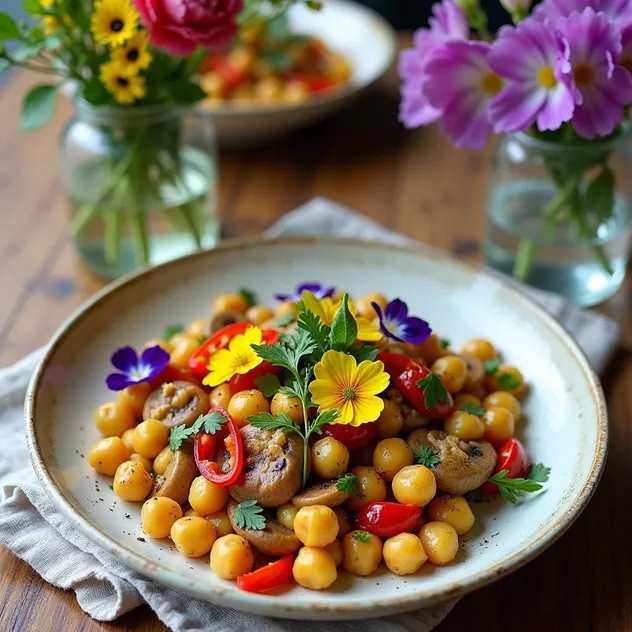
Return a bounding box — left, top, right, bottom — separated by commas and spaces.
2, 46, 632, 632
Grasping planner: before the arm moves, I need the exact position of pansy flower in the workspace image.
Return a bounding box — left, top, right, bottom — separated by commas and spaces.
275, 283, 335, 303
106, 345, 170, 391
372, 299, 432, 345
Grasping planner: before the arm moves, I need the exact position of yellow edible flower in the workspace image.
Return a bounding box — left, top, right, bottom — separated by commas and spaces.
111, 30, 152, 71
91, 0, 139, 47
309, 350, 389, 426
100, 61, 146, 104
203, 326, 264, 387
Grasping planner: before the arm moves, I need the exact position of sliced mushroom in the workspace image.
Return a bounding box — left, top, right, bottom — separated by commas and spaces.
291, 480, 350, 508
227, 499, 300, 556
151, 443, 197, 505
462, 354, 484, 392
407, 428, 496, 496
209, 310, 246, 334
386, 387, 430, 433
143, 381, 209, 428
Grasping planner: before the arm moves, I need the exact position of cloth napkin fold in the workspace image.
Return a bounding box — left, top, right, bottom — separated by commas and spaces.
0, 198, 619, 632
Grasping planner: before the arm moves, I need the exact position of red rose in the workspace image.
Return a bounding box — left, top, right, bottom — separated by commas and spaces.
134, 0, 243, 56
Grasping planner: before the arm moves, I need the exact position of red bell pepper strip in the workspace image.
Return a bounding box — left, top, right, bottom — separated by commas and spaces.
321, 422, 376, 452
229, 363, 283, 393
395, 365, 454, 420
355, 502, 422, 538
376, 352, 421, 380
285, 73, 335, 93
203, 54, 244, 89
236, 555, 295, 593
480, 438, 530, 496
189, 322, 250, 376
194, 407, 244, 487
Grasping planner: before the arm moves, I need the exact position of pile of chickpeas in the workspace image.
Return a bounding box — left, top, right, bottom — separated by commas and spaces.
87, 290, 527, 590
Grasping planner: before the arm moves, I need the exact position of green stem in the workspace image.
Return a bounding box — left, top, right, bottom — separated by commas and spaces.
513, 239, 536, 281
571, 203, 614, 276
104, 211, 122, 263
129, 211, 150, 265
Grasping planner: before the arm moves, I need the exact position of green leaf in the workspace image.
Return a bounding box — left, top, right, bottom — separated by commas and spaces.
239, 288, 256, 308
22, 0, 43, 13
347, 344, 379, 363
297, 309, 330, 352
291, 328, 319, 363
309, 408, 339, 435
285, 34, 311, 46
497, 372, 520, 390
0, 13, 21, 40
459, 402, 486, 416
169, 424, 191, 451
247, 411, 298, 434
528, 463, 551, 483
414, 445, 440, 468
336, 473, 358, 495
165, 80, 207, 105
585, 166, 615, 224
329, 293, 357, 351
352, 530, 372, 542
440, 338, 451, 349
12, 41, 44, 62
488, 469, 544, 504
164, 324, 184, 340
232, 499, 267, 531
274, 311, 295, 327
253, 373, 281, 398
82, 77, 110, 105
278, 384, 301, 399
260, 49, 293, 72
483, 357, 501, 376
199, 411, 229, 434
251, 342, 296, 373
265, 12, 290, 39
20, 84, 58, 131
415, 373, 449, 409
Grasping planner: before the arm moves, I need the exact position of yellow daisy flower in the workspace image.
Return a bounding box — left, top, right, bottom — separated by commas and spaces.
112, 31, 152, 71
203, 326, 264, 387
42, 15, 59, 35
100, 61, 146, 104
301, 290, 382, 342
309, 350, 390, 426
91, 0, 139, 47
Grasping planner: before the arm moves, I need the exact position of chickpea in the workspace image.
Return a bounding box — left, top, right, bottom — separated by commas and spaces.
170, 334, 200, 367
276, 503, 299, 530
355, 292, 387, 320
333, 506, 352, 538
210, 534, 254, 579
118, 383, 151, 419
88, 437, 130, 475
427, 495, 475, 535
229, 46, 256, 73
419, 522, 459, 566
188, 476, 229, 516
461, 338, 498, 362
294, 505, 339, 547
141, 497, 182, 539
444, 411, 485, 441
454, 393, 482, 410
483, 407, 515, 446
113, 461, 153, 502
383, 533, 428, 576
206, 509, 234, 537
209, 384, 232, 409
392, 465, 437, 507
375, 400, 404, 439
415, 333, 444, 365
462, 354, 485, 392
311, 437, 349, 480
187, 318, 208, 339
143, 338, 174, 354
184, 508, 199, 517
227, 390, 269, 427
275, 302, 298, 322
342, 531, 382, 576
121, 428, 135, 452
213, 294, 248, 314
153, 446, 174, 476
246, 305, 274, 325
130, 453, 153, 472
253, 76, 284, 103
485, 365, 526, 398
270, 391, 303, 423
132, 419, 169, 459
171, 516, 217, 558
283, 80, 310, 105
483, 391, 521, 419
431, 356, 468, 394
372, 438, 414, 481
346, 466, 387, 512
293, 546, 337, 590
95, 401, 135, 437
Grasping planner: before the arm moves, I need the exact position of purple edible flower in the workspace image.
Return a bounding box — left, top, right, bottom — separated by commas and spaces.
106, 345, 170, 391
372, 299, 432, 345
533, 0, 632, 24
275, 283, 335, 303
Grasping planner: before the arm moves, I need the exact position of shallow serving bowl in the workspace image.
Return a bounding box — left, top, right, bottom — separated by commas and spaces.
26, 237, 607, 620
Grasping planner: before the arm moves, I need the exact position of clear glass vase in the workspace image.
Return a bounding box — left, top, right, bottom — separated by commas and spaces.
484, 130, 632, 306
60, 100, 219, 280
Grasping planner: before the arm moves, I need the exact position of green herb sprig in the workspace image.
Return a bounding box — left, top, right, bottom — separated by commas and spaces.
416, 373, 449, 409
168, 411, 228, 451
232, 499, 267, 531
488, 464, 550, 503
415, 445, 440, 468
459, 402, 486, 416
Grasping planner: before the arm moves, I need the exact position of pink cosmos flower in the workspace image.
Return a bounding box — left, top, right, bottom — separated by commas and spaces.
619, 22, 632, 73
488, 19, 575, 133
534, 0, 632, 23
423, 40, 502, 149
398, 0, 469, 128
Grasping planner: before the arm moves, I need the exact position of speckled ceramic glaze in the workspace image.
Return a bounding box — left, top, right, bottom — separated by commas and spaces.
26, 237, 607, 620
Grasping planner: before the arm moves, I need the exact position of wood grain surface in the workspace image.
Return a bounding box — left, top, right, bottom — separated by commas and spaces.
1, 40, 631, 632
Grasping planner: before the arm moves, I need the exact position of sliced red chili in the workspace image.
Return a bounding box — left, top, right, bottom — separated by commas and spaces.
395, 365, 454, 419
376, 352, 421, 380
204, 55, 244, 89
285, 72, 335, 92
236, 555, 295, 593
189, 322, 250, 376
355, 502, 422, 538
321, 422, 376, 452
480, 438, 530, 496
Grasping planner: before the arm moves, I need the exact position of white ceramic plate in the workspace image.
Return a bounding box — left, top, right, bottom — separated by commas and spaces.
26, 237, 607, 620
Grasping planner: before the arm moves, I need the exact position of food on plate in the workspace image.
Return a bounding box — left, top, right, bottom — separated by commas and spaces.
87, 282, 550, 593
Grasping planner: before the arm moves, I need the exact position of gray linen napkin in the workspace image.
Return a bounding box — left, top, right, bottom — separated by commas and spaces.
0, 198, 619, 632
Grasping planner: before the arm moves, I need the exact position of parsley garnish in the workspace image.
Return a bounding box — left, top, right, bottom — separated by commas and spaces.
440, 338, 451, 349
352, 530, 372, 543
347, 345, 379, 362
497, 372, 521, 390
488, 466, 549, 504
239, 288, 256, 308
336, 473, 358, 495
415, 373, 449, 409
108, 484, 114, 490
415, 445, 441, 468
483, 357, 501, 375
459, 402, 486, 416
247, 412, 298, 434
164, 324, 184, 340
528, 463, 551, 483
232, 500, 267, 531
168, 411, 228, 451
274, 312, 295, 327
296, 308, 331, 353
253, 373, 281, 398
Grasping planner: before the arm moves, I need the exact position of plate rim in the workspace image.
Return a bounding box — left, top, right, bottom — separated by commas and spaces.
25, 235, 608, 618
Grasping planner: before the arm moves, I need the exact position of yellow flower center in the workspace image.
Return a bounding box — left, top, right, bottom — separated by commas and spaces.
233, 353, 249, 367
537, 65, 557, 89
573, 63, 595, 88
116, 76, 129, 87
110, 18, 124, 32
127, 48, 139, 61
480, 72, 503, 97
342, 386, 357, 401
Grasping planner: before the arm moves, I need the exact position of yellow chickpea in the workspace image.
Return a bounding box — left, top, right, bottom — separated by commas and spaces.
427, 495, 475, 535
210, 534, 254, 580
461, 338, 498, 362
419, 522, 459, 566
444, 411, 485, 441
253, 76, 284, 103
375, 400, 404, 439
383, 533, 428, 576
354, 292, 387, 320
276, 503, 299, 530
485, 365, 526, 398
392, 465, 437, 507
483, 407, 515, 446
372, 438, 414, 481
346, 466, 387, 512
311, 437, 350, 480
153, 446, 173, 476
141, 497, 182, 539
121, 428, 135, 452
188, 476, 229, 516
184, 508, 199, 517
227, 390, 269, 427
270, 391, 304, 423
283, 80, 310, 105
454, 393, 482, 410
333, 506, 352, 538
132, 419, 169, 459
130, 453, 153, 472
171, 516, 217, 558
431, 356, 468, 394
246, 305, 274, 325
88, 437, 130, 476
462, 354, 485, 392
293, 505, 339, 547
170, 334, 200, 367
342, 531, 383, 576
293, 546, 338, 590
95, 401, 136, 437
117, 383, 152, 419
325, 539, 344, 567
113, 460, 153, 502
209, 384, 232, 409
213, 294, 249, 314
143, 338, 174, 354
415, 333, 444, 365
483, 391, 521, 419
187, 318, 208, 339
206, 509, 234, 537
275, 301, 298, 320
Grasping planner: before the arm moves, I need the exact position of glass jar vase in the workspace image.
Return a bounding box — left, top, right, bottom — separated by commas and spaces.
484, 130, 632, 306
61, 100, 219, 280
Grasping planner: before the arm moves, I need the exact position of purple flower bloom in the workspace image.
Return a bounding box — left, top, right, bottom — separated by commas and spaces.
106, 345, 170, 391
557, 8, 632, 139
534, 0, 632, 23
619, 21, 632, 72
489, 19, 575, 133
423, 40, 502, 149
399, 0, 469, 128
372, 299, 432, 345
275, 282, 335, 303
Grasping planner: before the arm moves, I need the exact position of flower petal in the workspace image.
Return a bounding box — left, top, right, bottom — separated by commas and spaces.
313, 350, 357, 387
139, 345, 170, 376
301, 290, 328, 323
356, 318, 383, 342
309, 379, 343, 409
106, 372, 135, 391
399, 317, 433, 345
337, 400, 356, 425
355, 360, 390, 396
383, 299, 409, 323
349, 394, 385, 426
110, 346, 139, 373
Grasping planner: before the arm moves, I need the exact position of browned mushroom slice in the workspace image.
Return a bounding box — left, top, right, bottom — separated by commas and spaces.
386, 387, 430, 433
143, 381, 209, 428
407, 428, 496, 496
209, 310, 246, 334
226, 499, 300, 556
291, 480, 350, 508
151, 443, 197, 505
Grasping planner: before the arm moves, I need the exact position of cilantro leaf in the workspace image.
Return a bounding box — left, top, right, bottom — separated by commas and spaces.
232, 500, 267, 531
278, 384, 301, 399
352, 530, 372, 542
459, 402, 486, 416
488, 470, 544, 504
416, 373, 449, 409
199, 411, 228, 434
274, 311, 295, 327
415, 445, 441, 468
297, 308, 331, 352
336, 473, 358, 495
164, 324, 184, 340
253, 373, 282, 398
310, 408, 340, 435
292, 328, 319, 363
247, 412, 298, 434
483, 357, 501, 375
238, 288, 256, 308
528, 463, 551, 483
278, 332, 296, 347
440, 338, 451, 349
497, 372, 521, 390
251, 342, 296, 373
347, 344, 379, 362
329, 293, 358, 351
169, 424, 192, 451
